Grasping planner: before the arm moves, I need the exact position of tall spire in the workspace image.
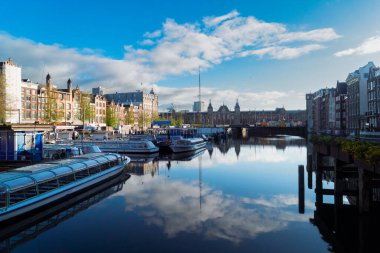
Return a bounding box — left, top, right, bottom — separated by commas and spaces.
46, 73, 51, 89
67, 78, 72, 92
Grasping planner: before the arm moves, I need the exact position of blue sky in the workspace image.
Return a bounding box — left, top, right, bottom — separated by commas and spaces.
1, 0, 380, 111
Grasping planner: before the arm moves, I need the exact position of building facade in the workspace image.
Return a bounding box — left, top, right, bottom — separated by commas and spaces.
164, 101, 306, 127
0, 58, 22, 123
335, 81, 347, 135
346, 62, 374, 133
104, 89, 158, 129
193, 101, 205, 112
367, 66, 380, 130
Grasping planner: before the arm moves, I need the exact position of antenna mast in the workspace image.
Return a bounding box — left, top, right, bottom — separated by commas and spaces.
198, 66, 201, 104
198, 67, 201, 124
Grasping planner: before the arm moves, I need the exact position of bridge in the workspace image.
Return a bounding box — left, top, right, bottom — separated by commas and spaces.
226, 125, 307, 138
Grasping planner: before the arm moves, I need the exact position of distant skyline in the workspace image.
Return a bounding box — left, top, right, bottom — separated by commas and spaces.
1, 0, 380, 111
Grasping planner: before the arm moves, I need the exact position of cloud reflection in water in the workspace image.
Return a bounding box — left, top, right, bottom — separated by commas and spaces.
118, 176, 310, 244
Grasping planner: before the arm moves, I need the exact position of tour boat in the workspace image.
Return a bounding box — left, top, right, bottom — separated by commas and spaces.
162, 148, 206, 161
126, 134, 157, 145
0, 171, 129, 245
0, 152, 130, 222
169, 137, 206, 153
43, 144, 102, 160
73, 140, 159, 154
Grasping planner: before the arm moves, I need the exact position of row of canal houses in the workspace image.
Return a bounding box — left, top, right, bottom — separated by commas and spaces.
0, 57, 158, 132
306, 61, 380, 135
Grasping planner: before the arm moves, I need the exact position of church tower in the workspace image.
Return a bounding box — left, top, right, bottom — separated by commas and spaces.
46, 73, 51, 90
67, 78, 72, 93
234, 99, 241, 125
207, 100, 213, 126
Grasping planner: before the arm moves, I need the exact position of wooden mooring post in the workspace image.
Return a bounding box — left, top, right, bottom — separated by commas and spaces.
298, 165, 305, 214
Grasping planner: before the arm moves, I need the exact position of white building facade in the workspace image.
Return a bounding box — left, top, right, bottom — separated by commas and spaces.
0, 58, 22, 123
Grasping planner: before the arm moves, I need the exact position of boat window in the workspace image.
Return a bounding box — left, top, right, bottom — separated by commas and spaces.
9, 185, 38, 205
57, 174, 75, 186
100, 163, 110, 171
68, 163, 88, 173
88, 165, 101, 175
94, 157, 109, 164
30, 171, 56, 184
75, 169, 90, 180
82, 159, 99, 167
5, 177, 35, 192
37, 179, 59, 194
50, 166, 73, 177
0, 186, 7, 208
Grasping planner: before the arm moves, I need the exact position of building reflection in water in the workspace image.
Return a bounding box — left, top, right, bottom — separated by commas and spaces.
307, 144, 379, 253
0, 172, 130, 252
215, 136, 306, 156
126, 156, 160, 177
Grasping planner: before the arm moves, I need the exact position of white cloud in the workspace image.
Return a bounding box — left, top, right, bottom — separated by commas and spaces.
143, 29, 162, 39
203, 10, 240, 27
140, 39, 155, 46
240, 44, 324, 60
279, 28, 341, 43
335, 36, 380, 57
0, 11, 339, 108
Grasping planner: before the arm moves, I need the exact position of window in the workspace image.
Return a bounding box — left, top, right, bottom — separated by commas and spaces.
60, 94, 64, 100
67, 103, 71, 110
26, 111, 31, 119
59, 102, 64, 109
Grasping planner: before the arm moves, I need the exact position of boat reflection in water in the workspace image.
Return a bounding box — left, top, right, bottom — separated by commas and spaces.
162, 148, 206, 161
0, 172, 130, 252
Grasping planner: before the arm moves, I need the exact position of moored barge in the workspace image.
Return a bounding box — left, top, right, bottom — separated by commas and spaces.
0, 153, 130, 222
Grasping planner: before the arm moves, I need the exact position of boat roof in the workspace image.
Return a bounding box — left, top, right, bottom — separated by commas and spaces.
0, 153, 121, 187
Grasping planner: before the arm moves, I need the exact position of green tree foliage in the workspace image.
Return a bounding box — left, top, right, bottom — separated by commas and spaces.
79, 92, 95, 123
124, 108, 135, 125
106, 106, 118, 128
138, 111, 149, 129
43, 90, 58, 123
177, 114, 184, 126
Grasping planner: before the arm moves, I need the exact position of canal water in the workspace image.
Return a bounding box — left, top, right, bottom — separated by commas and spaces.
1, 136, 334, 253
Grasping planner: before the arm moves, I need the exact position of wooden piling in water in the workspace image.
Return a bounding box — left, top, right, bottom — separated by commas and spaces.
298, 165, 305, 214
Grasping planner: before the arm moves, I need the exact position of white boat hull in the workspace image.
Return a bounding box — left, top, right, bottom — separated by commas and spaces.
170, 141, 206, 153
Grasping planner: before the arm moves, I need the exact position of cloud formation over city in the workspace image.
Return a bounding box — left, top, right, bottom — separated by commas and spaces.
335, 36, 380, 57
0, 10, 340, 110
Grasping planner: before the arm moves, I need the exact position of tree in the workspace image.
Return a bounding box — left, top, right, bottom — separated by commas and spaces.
106, 106, 118, 128
124, 108, 135, 125
138, 111, 149, 129
43, 89, 58, 123
79, 92, 95, 124
177, 114, 184, 126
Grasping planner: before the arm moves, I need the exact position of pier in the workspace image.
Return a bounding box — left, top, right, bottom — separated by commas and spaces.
307, 143, 380, 214
303, 143, 380, 252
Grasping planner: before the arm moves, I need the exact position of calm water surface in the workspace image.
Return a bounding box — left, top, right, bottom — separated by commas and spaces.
2, 137, 332, 253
